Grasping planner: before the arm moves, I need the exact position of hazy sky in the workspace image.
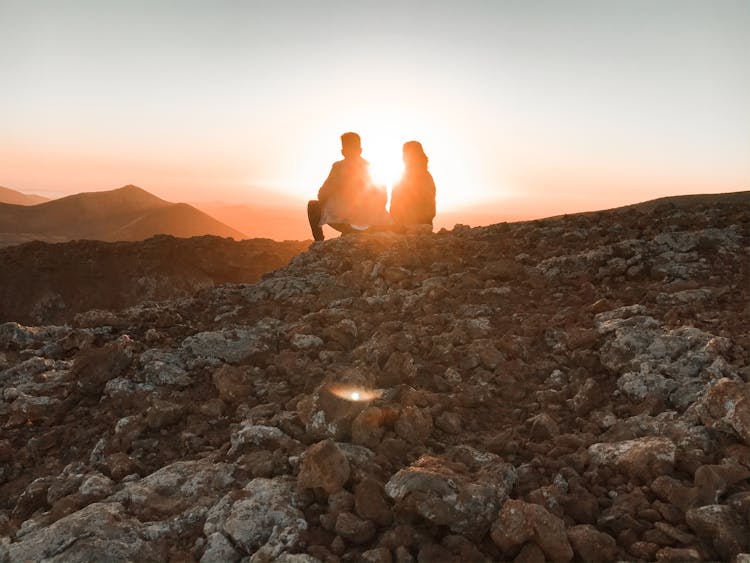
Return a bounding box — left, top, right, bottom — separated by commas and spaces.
2, 0, 748, 215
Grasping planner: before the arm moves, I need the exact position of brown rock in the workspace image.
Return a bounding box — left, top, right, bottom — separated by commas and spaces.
394, 545, 415, 563
355, 478, 393, 527
697, 378, 750, 445
394, 406, 433, 444
104, 452, 142, 481
416, 543, 453, 563
525, 413, 560, 441
693, 463, 750, 506
352, 406, 386, 449
361, 547, 393, 563
651, 475, 696, 512
514, 542, 546, 563
588, 436, 676, 483
297, 440, 351, 494
655, 547, 702, 562
334, 511, 376, 544
491, 499, 573, 562
435, 412, 462, 434
685, 504, 749, 559
145, 399, 185, 429
567, 524, 617, 561
628, 541, 660, 561
212, 365, 253, 403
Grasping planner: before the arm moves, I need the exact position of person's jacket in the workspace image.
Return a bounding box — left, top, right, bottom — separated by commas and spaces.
318, 156, 389, 227
390, 167, 436, 225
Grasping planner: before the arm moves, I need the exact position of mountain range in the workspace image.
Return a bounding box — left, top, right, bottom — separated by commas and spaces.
0, 186, 50, 206
0, 185, 245, 246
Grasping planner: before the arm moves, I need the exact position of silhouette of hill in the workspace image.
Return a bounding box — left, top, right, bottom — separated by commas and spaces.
0, 185, 245, 246
0, 186, 49, 206
1, 191, 748, 562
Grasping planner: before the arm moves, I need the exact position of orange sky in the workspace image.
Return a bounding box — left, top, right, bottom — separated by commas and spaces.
1, 0, 748, 222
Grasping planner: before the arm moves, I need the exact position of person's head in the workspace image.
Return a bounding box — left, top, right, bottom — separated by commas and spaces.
403, 140, 428, 169
340, 132, 362, 159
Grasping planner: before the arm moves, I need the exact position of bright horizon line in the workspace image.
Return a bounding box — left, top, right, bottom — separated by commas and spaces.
4, 181, 747, 217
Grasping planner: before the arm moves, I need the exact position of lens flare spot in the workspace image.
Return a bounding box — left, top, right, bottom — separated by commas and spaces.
328, 384, 381, 402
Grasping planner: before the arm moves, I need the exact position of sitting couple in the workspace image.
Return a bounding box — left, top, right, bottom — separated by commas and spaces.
307, 132, 436, 242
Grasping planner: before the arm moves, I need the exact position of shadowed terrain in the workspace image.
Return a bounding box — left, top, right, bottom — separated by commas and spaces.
0, 185, 245, 247
0, 235, 310, 325
0, 192, 748, 562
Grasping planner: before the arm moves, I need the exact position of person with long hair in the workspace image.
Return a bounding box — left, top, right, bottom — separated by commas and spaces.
389, 141, 436, 227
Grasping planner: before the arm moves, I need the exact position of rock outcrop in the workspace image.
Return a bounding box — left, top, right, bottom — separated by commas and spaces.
0, 235, 309, 325
1, 193, 748, 561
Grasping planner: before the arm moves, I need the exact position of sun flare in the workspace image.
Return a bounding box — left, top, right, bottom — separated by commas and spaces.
293, 111, 491, 213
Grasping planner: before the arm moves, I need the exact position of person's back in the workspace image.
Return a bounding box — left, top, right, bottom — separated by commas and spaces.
308, 132, 389, 240
390, 141, 436, 226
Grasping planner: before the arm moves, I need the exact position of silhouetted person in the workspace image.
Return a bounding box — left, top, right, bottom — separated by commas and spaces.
390, 141, 436, 227
307, 132, 390, 241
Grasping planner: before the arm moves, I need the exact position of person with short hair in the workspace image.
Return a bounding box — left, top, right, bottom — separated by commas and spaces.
307, 132, 390, 241
389, 141, 436, 227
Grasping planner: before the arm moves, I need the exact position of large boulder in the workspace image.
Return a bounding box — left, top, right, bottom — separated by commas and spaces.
490, 499, 573, 562
696, 378, 750, 446
588, 436, 676, 482
385, 446, 516, 536
222, 477, 307, 559
8, 502, 162, 562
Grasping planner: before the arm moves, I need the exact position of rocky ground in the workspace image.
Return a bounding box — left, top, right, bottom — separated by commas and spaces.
1, 193, 749, 562
0, 235, 310, 325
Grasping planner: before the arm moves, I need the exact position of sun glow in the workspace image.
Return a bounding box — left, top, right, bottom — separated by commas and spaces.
293, 110, 490, 213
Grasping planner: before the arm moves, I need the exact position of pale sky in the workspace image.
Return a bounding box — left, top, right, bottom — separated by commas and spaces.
1, 0, 748, 216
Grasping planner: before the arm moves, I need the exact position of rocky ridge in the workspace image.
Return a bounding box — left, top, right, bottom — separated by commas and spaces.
1, 193, 749, 562
0, 235, 309, 325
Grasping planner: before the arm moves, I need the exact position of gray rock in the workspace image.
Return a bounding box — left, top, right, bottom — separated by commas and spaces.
200, 532, 241, 563
223, 477, 307, 558
181, 319, 281, 363
385, 447, 516, 536
8, 502, 162, 563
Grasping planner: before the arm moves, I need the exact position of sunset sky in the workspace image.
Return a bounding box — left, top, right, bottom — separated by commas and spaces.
2, 0, 748, 219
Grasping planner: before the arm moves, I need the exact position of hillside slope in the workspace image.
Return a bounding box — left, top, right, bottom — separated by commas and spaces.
0, 235, 310, 325
1, 192, 748, 562
0, 186, 49, 206
0, 185, 245, 246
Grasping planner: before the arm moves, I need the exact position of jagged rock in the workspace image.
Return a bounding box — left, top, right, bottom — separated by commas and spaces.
385, 447, 516, 536
588, 436, 676, 482
355, 478, 393, 527
8, 502, 162, 562
181, 319, 280, 363
200, 532, 241, 563
490, 499, 573, 562
1, 194, 748, 561
566, 524, 617, 561
597, 312, 732, 409
222, 477, 307, 558
334, 511, 376, 544
297, 440, 350, 494
394, 406, 433, 444
108, 459, 235, 520
685, 504, 750, 559
361, 546, 393, 563
696, 378, 750, 446
228, 422, 291, 456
